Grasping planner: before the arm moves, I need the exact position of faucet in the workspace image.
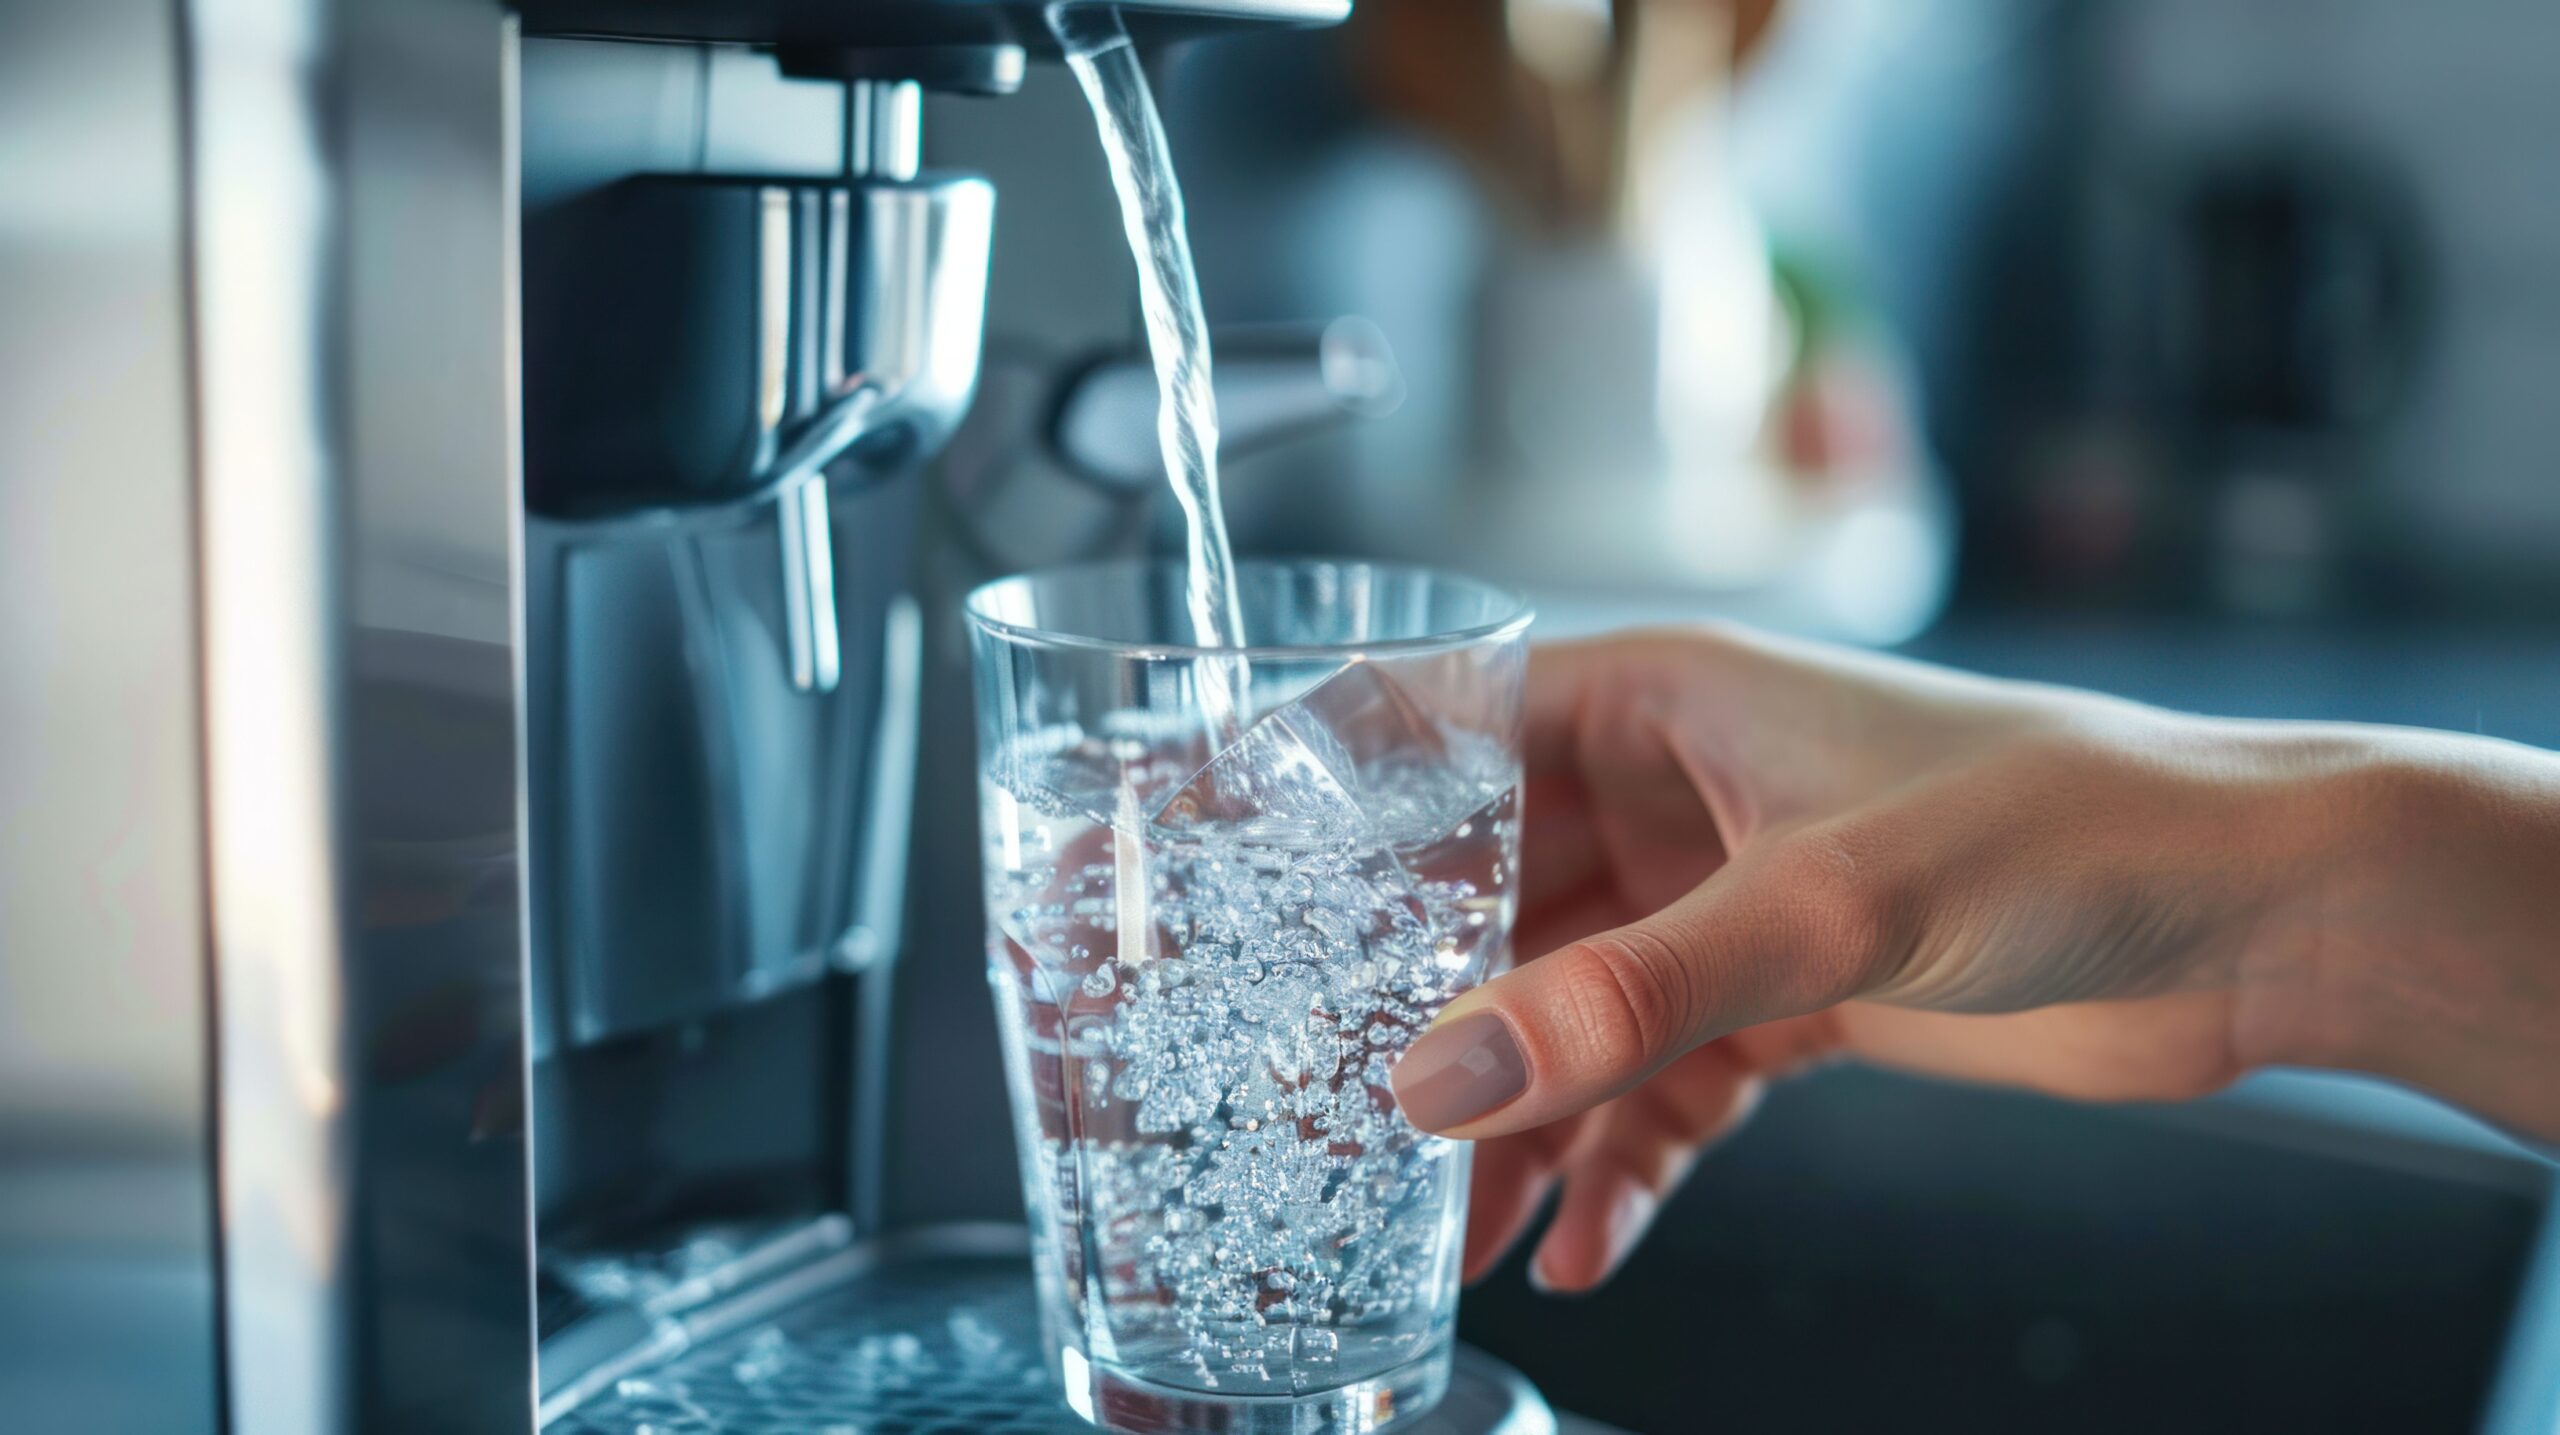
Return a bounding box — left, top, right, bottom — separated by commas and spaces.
761, 81, 995, 691
520, 10, 1358, 693
521, 68, 1000, 696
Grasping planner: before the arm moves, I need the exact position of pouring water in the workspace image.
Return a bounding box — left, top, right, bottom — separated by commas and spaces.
1053, 5, 1252, 739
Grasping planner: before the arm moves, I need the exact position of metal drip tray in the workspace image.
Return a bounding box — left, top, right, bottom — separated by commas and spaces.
543, 1226, 1556, 1434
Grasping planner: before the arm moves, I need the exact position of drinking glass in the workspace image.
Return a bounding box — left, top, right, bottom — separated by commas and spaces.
967, 559, 1531, 1434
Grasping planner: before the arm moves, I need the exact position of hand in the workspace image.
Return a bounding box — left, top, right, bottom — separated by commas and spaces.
1389, 625, 2560, 1292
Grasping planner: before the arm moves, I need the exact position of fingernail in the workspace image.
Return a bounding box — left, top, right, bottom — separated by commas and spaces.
1602, 1185, 1659, 1274
1530, 1184, 1657, 1296
1392, 1013, 1529, 1131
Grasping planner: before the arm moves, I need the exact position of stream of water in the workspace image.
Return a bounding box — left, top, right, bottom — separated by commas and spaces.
1054, 6, 1251, 735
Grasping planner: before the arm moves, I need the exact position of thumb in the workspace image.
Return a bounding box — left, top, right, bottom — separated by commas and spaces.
1390, 839, 1894, 1139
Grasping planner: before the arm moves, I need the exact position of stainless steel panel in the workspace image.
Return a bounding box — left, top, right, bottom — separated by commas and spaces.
186, 0, 533, 1428
349, 6, 537, 1431
0, 3, 221, 1430
343, 6, 535, 1424
187, 0, 360, 1417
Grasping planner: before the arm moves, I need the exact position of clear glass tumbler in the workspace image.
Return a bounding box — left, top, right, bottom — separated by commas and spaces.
967, 559, 1531, 1434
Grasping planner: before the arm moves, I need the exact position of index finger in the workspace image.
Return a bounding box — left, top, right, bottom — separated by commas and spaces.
1523, 627, 1753, 775
1523, 635, 1648, 776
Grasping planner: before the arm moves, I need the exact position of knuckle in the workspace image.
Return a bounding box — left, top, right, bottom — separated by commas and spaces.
1559, 929, 1697, 1064
1759, 826, 1913, 997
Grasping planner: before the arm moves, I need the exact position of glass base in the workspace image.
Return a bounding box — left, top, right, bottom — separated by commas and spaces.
1061, 1344, 1454, 1435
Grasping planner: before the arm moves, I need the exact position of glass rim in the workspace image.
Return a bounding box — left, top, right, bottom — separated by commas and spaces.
964, 557, 1535, 661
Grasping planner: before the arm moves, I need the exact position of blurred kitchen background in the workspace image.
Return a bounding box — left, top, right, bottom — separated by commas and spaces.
900, 0, 2560, 1431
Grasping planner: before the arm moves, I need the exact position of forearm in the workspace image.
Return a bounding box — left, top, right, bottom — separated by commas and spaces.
2277, 729, 2560, 1142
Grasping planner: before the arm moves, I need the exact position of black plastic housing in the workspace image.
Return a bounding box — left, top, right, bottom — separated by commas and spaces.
515, 0, 1349, 51
524, 174, 853, 515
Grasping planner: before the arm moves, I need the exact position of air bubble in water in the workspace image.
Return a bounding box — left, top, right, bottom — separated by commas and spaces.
990, 719, 1517, 1397
948, 1309, 1009, 1366
730, 1327, 793, 1386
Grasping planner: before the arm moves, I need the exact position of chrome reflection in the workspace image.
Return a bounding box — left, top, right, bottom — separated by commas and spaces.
187, 0, 355, 1428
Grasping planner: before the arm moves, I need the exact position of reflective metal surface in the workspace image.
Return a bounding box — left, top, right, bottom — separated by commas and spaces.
186, 0, 361, 1425
544, 1227, 1555, 1435
769, 180, 998, 488
514, 0, 1350, 51
1053, 318, 1404, 491
779, 466, 850, 691
339, 5, 533, 1424
187, 0, 532, 1429
839, 179, 999, 465
516, 42, 940, 1072
849, 80, 926, 182
690, 123, 990, 697
767, 172, 994, 691
0, 3, 220, 1430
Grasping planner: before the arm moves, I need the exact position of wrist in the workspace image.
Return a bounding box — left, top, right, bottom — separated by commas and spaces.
2271, 730, 2560, 1139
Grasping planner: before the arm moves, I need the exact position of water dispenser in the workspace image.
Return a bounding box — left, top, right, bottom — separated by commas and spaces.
0, 2, 1572, 1430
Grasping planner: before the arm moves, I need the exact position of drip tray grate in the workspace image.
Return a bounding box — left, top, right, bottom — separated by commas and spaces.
544, 1232, 1552, 1434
